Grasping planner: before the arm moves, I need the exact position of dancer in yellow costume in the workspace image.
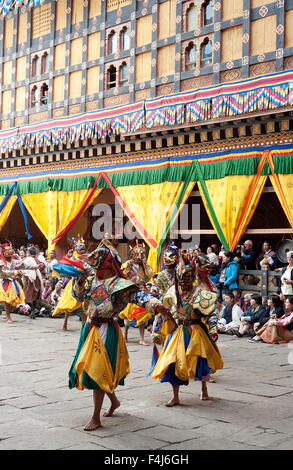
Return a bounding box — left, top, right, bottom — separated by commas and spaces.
152, 251, 223, 406
0, 243, 25, 323
119, 241, 154, 345
52, 236, 88, 330
68, 238, 170, 431
151, 243, 179, 345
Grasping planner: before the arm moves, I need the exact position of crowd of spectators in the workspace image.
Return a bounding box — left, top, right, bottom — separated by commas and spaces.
1, 238, 293, 345
0, 244, 69, 320
206, 240, 293, 344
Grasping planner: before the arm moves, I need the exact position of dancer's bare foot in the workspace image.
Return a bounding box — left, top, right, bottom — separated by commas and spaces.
103, 399, 120, 417
164, 398, 180, 407
139, 340, 149, 346
208, 376, 216, 383
84, 418, 102, 431
6, 319, 13, 324
200, 392, 209, 401
62, 325, 68, 331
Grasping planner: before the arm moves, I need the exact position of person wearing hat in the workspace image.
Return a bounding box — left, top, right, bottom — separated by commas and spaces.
152, 250, 224, 406
52, 236, 89, 330
68, 238, 170, 431
0, 243, 25, 323
119, 240, 154, 345
151, 243, 179, 345
22, 246, 44, 319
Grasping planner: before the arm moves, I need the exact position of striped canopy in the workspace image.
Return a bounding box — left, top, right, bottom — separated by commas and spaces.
0, 0, 45, 15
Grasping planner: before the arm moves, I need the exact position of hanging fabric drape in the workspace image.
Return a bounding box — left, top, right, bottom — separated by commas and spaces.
0, 195, 17, 231
268, 152, 293, 228
56, 188, 103, 241
16, 194, 32, 240
22, 191, 58, 253
104, 174, 194, 272
229, 152, 269, 250
198, 154, 268, 251
52, 175, 103, 243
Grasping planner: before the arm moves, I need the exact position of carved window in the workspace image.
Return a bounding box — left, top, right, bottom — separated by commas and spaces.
108, 30, 118, 55
107, 64, 117, 88
201, 38, 212, 67
120, 27, 130, 51
41, 52, 49, 74
119, 62, 129, 86
185, 42, 197, 71
202, 0, 213, 26
31, 55, 40, 77
186, 4, 196, 32
30, 85, 39, 107
40, 82, 49, 105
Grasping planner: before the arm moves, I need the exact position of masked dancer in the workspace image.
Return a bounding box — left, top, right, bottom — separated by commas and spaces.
68, 238, 170, 431
119, 240, 154, 345
152, 250, 223, 406
0, 243, 25, 323
151, 243, 179, 345
52, 236, 89, 330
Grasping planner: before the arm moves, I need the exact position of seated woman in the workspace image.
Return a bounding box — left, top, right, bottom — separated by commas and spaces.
251, 296, 293, 344
217, 292, 243, 335
237, 294, 266, 337
249, 295, 284, 341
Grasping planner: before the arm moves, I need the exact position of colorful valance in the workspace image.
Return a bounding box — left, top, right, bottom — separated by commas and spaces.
0, 144, 291, 196
0, 101, 145, 153
0, 71, 291, 153
145, 71, 292, 127
0, 0, 45, 15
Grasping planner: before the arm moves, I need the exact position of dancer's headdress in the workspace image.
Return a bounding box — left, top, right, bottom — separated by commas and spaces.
69, 235, 85, 253
129, 239, 146, 263
163, 242, 179, 267
176, 250, 197, 286
79, 234, 123, 276
1, 241, 14, 258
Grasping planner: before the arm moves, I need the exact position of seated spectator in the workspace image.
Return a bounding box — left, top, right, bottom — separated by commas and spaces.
51, 281, 63, 307
215, 298, 223, 320
42, 279, 53, 303
233, 289, 241, 307
235, 240, 256, 270
206, 246, 219, 265
218, 251, 239, 298
218, 292, 243, 335
262, 295, 269, 309
249, 295, 284, 341
251, 296, 293, 344
240, 293, 251, 312
256, 241, 278, 270
279, 251, 293, 299
237, 294, 266, 337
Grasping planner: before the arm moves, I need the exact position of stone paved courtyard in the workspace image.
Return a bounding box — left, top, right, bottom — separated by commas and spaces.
0, 314, 293, 450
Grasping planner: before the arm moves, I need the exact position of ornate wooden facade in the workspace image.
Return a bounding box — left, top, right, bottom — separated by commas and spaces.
0, 0, 292, 129
0, 0, 292, 256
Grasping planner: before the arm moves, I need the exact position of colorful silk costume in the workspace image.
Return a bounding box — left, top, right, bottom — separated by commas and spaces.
52, 236, 89, 318
0, 244, 25, 307
119, 242, 154, 327
152, 285, 223, 384
152, 252, 223, 385
0, 258, 25, 307
69, 275, 160, 393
